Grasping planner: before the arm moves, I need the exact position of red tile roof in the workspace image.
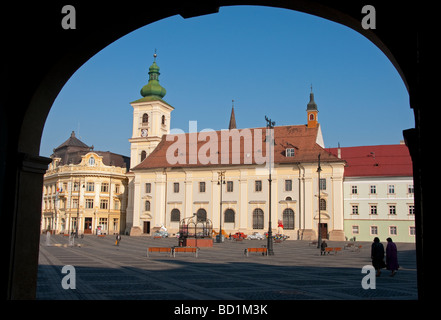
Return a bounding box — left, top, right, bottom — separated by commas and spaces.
133, 125, 342, 170
327, 144, 412, 177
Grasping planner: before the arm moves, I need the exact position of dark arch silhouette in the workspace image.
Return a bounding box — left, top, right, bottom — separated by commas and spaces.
1, 1, 428, 301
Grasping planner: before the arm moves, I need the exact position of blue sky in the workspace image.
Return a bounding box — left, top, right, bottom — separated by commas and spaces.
40, 5, 413, 157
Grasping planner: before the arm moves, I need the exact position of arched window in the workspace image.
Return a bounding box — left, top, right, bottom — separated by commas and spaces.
140, 151, 147, 162
161, 115, 166, 125
283, 208, 295, 230
170, 209, 180, 222
142, 113, 148, 124
224, 209, 235, 223
197, 208, 207, 222
145, 200, 150, 211
309, 113, 314, 121
252, 208, 264, 229
320, 198, 327, 211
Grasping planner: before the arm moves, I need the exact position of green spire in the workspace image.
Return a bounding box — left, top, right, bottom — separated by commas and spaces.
139, 52, 167, 99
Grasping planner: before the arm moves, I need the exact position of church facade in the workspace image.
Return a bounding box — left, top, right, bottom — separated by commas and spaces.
125, 56, 346, 240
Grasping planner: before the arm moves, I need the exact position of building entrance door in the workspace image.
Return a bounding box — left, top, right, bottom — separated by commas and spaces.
143, 221, 150, 234
319, 223, 328, 240
84, 218, 92, 234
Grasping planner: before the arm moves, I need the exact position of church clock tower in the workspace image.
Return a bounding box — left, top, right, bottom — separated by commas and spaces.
307, 87, 318, 128
129, 53, 174, 169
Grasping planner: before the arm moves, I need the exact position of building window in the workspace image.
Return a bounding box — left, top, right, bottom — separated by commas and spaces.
101, 183, 109, 193
86, 182, 94, 192
199, 182, 205, 193
171, 209, 180, 222
252, 208, 264, 229
389, 226, 397, 235
88, 157, 95, 166
100, 199, 108, 210
73, 182, 80, 191
255, 180, 262, 192
227, 181, 233, 192
85, 198, 94, 209
99, 218, 108, 231
283, 208, 295, 230
114, 200, 120, 210
370, 205, 377, 215
145, 183, 151, 193
197, 208, 207, 222
286, 148, 295, 157
351, 185, 358, 194
141, 151, 147, 162
162, 115, 166, 125
370, 226, 378, 235
352, 225, 359, 234
388, 185, 395, 194
174, 182, 179, 193
224, 209, 235, 223
115, 184, 120, 194
408, 184, 414, 194
408, 205, 415, 215
285, 179, 292, 191
370, 185, 377, 194
352, 205, 359, 215
142, 113, 148, 124
145, 200, 150, 211
389, 205, 396, 215
319, 178, 326, 190
72, 198, 78, 209
409, 226, 416, 236
319, 198, 326, 211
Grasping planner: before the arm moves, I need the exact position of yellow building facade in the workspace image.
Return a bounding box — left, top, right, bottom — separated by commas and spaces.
41, 132, 129, 235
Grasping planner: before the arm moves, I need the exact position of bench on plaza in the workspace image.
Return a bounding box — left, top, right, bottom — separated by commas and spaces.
324, 247, 342, 255
173, 246, 199, 257
244, 247, 268, 256
153, 236, 162, 239
147, 247, 172, 257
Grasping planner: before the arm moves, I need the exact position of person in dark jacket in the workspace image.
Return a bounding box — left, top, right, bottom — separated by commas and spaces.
371, 237, 385, 276
386, 237, 399, 276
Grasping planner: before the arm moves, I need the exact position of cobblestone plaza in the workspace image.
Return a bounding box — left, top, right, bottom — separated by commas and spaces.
37, 234, 417, 301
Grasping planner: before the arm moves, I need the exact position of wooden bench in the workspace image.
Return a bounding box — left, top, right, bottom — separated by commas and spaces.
147, 247, 172, 257
244, 247, 268, 256
324, 247, 342, 255
173, 247, 199, 257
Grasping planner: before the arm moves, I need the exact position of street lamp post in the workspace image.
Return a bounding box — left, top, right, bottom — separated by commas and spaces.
317, 153, 322, 249
265, 116, 275, 256
217, 171, 226, 243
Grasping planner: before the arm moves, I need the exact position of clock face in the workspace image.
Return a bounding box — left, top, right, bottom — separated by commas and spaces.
141, 129, 148, 137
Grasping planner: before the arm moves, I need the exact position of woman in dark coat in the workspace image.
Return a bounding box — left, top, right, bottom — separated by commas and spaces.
371, 237, 385, 277
386, 237, 399, 276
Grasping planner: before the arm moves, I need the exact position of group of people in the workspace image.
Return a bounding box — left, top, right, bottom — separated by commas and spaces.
320, 237, 399, 277
371, 237, 399, 277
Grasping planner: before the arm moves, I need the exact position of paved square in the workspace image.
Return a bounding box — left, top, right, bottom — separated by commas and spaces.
37, 234, 417, 300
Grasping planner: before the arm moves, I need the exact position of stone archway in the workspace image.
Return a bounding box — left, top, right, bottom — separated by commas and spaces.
1, 1, 427, 300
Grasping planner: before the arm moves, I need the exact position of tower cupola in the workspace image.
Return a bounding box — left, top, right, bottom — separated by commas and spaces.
140, 52, 167, 99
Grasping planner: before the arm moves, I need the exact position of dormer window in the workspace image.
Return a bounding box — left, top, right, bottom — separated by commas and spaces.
88, 156, 95, 166
286, 148, 295, 157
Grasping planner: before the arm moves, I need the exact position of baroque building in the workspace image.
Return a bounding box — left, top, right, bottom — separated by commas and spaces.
41, 132, 129, 235
126, 56, 346, 240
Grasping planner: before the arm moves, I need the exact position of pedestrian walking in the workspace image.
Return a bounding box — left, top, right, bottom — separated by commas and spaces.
115, 233, 121, 246
386, 237, 399, 276
320, 240, 327, 255
371, 237, 385, 276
